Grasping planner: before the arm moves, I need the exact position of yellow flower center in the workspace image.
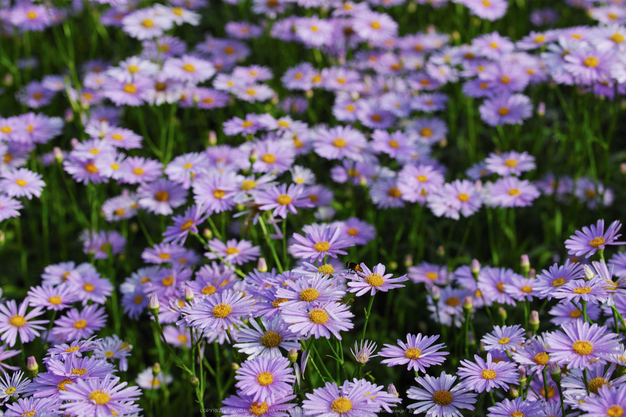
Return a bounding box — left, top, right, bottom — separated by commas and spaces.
508, 188, 520, 196
534, 352, 549, 365
570, 309, 582, 318
511, 412, 525, 417
49, 296, 62, 305
260, 330, 282, 347
85, 163, 98, 173
202, 286, 216, 295
458, 193, 470, 202
142, 19, 154, 28
74, 319, 87, 329
173, 7, 183, 16
276, 195, 292, 205
65, 346, 79, 353
611, 33, 625, 43
89, 390, 111, 405
501, 76, 510, 84
534, 35, 546, 43
365, 274, 384, 287
262, 154, 275, 164
432, 390, 453, 405
314, 242, 330, 252
132, 167, 144, 175
127, 65, 139, 74
5, 387, 15, 395
589, 237, 605, 248
482, 0, 490, 5
16, 179, 27, 187
115, 208, 125, 216
572, 340, 593, 355
162, 276, 174, 286
225, 247, 239, 255
212, 303, 232, 318
498, 337, 510, 344
134, 295, 143, 305
331, 397, 353, 414
9, 315, 26, 327
272, 298, 288, 308
574, 286, 592, 294
333, 138, 347, 148
481, 369, 497, 380
242, 121, 253, 128
589, 377, 610, 394
388, 187, 402, 198
498, 107, 510, 116
505, 159, 517, 167
608, 406, 624, 417
552, 278, 565, 287
370, 21, 381, 30
521, 285, 533, 293
250, 402, 269, 416
446, 297, 460, 306
257, 372, 274, 386
426, 272, 438, 280
213, 189, 226, 199
318, 264, 335, 274
584, 57, 599, 68
57, 378, 71, 391
0, 126, 11, 133
123, 84, 137, 94
83, 283, 95, 292
300, 288, 320, 302
71, 368, 87, 375
490, 42, 499, 49
183, 64, 195, 72
181, 219, 194, 231
405, 348, 421, 359
177, 335, 188, 344
309, 308, 329, 324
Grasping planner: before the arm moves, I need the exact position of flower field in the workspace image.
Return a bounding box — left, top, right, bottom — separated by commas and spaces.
1, 0, 626, 415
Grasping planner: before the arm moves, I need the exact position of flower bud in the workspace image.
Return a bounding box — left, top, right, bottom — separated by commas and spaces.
257, 257, 268, 273
549, 362, 562, 383
520, 254, 530, 276
463, 296, 473, 313
404, 254, 413, 268
70, 138, 79, 148
249, 148, 258, 163
388, 261, 398, 271
468, 330, 476, 346
430, 285, 441, 302
53, 147, 64, 162
621, 163, 626, 175
130, 222, 139, 233
529, 310, 540, 333
471, 259, 480, 280
537, 102, 545, 117
64, 108, 74, 122
152, 363, 161, 377
190, 376, 200, 387
184, 287, 194, 302
528, 268, 536, 279
436, 245, 445, 257
518, 367, 527, 388
2, 73, 13, 87
509, 385, 520, 398
583, 265, 595, 280
27, 356, 38, 376
203, 228, 213, 239
387, 383, 399, 398
208, 130, 217, 146
148, 293, 160, 315
497, 307, 507, 323
288, 348, 299, 363
232, 362, 240, 371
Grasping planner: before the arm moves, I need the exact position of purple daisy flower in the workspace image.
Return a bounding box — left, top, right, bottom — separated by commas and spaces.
564, 220, 623, 258
137, 178, 187, 216
182, 289, 256, 332
457, 353, 518, 393
52, 305, 107, 342
119, 156, 163, 184
163, 55, 216, 83
481, 325, 526, 352
233, 317, 301, 359
545, 321, 621, 369
0, 168, 45, 200
275, 274, 346, 310
369, 178, 405, 209
485, 177, 540, 208
427, 180, 483, 220
27, 285, 79, 311
102, 77, 153, 107
553, 277, 611, 305
0, 345, 21, 372
352, 10, 398, 42
162, 205, 208, 244
252, 140, 295, 175
192, 172, 238, 214
302, 379, 381, 417
332, 217, 375, 246
477, 267, 519, 306
406, 371, 477, 417
511, 335, 552, 373
379, 333, 448, 372
255, 183, 312, 219
281, 301, 354, 340
0, 300, 47, 347
5, 397, 58, 417
59, 373, 141, 417
0, 195, 22, 221
290, 224, 353, 262
479, 94, 533, 126
548, 302, 601, 326
484, 151, 536, 177
534, 260, 584, 299
312, 125, 367, 161
487, 397, 543, 417
234, 356, 295, 403
347, 263, 408, 297
578, 384, 626, 417
67, 268, 114, 306
465, 0, 508, 20
206, 238, 261, 265
222, 391, 296, 417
